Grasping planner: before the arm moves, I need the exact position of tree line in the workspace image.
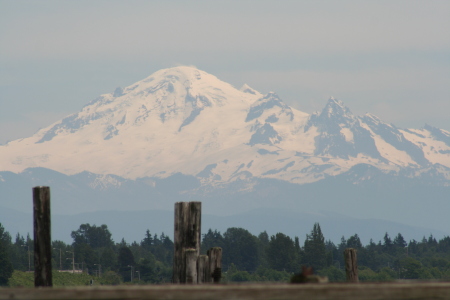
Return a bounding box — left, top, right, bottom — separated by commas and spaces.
1, 221, 450, 285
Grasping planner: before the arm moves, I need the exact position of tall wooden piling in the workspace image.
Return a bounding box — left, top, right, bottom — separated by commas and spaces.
33, 186, 52, 287
207, 247, 222, 283
173, 202, 201, 283
344, 248, 359, 283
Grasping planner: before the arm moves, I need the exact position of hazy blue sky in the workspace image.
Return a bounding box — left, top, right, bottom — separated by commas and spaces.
1, 0, 449, 144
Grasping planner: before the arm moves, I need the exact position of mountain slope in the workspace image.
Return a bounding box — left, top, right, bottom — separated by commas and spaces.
1, 166, 450, 235
0, 66, 449, 186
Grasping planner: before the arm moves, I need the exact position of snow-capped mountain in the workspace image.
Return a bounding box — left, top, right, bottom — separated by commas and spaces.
1, 66, 450, 186
2, 66, 450, 237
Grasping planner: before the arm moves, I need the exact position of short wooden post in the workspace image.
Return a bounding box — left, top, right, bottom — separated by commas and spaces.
197, 255, 209, 284
344, 248, 358, 283
33, 186, 52, 287
185, 249, 198, 284
207, 247, 222, 283
173, 202, 201, 283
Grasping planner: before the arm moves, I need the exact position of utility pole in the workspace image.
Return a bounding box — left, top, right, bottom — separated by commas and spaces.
53, 248, 62, 270
66, 251, 75, 273
94, 264, 101, 277
22, 245, 31, 271
128, 265, 133, 282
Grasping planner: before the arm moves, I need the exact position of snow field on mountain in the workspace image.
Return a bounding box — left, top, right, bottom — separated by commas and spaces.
400, 128, 450, 167
358, 122, 417, 167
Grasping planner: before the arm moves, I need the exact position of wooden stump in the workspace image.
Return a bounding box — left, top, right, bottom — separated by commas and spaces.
185, 249, 198, 284
344, 248, 358, 283
207, 247, 222, 283
33, 186, 52, 287
173, 202, 201, 283
197, 255, 209, 284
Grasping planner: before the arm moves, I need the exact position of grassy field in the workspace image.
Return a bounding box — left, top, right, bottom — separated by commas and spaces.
7, 270, 121, 287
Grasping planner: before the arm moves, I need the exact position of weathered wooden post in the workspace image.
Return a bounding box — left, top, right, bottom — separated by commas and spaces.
33, 186, 52, 287
344, 248, 358, 283
185, 248, 198, 284
207, 247, 222, 283
197, 255, 209, 284
173, 201, 201, 283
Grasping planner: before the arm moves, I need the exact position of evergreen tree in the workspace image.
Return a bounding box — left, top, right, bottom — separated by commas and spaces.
303, 223, 326, 271
161, 233, 174, 265
337, 236, 347, 253
153, 234, 160, 246
438, 236, 450, 252
10, 233, 28, 271
408, 239, 419, 255
294, 236, 301, 253
118, 246, 135, 282
222, 228, 259, 272
427, 234, 438, 247
325, 240, 337, 268
257, 231, 270, 268
0, 223, 13, 286
141, 230, 154, 250
118, 238, 128, 248
392, 233, 408, 257
201, 229, 224, 253
347, 234, 363, 249
138, 253, 157, 282
267, 233, 299, 272
362, 239, 380, 271
383, 233, 393, 251
393, 233, 407, 248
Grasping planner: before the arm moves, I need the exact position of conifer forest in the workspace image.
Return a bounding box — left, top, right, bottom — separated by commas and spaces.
1, 222, 450, 286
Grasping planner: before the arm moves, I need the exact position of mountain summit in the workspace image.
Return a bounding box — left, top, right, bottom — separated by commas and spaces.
1, 66, 450, 185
